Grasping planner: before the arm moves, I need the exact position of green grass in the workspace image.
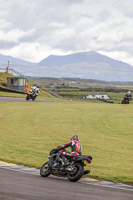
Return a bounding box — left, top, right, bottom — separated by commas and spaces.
0, 72, 15, 88
0, 91, 26, 98
0, 90, 59, 100
48, 88, 133, 104
0, 102, 133, 183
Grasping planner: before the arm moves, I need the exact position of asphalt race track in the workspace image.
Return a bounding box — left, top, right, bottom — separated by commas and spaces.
0, 167, 133, 200
0, 97, 69, 103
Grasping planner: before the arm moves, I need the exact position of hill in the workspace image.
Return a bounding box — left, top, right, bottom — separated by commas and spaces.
0, 54, 34, 66
0, 51, 133, 81
36, 51, 133, 81
0, 54, 35, 77
0, 72, 58, 99
0, 72, 15, 87
37, 51, 130, 68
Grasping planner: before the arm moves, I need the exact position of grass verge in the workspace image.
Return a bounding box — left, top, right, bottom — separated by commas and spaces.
0, 102, 133, 183
0, 90, 61, 100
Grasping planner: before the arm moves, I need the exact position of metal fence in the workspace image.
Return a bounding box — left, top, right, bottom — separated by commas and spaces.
0, 67, 24, 77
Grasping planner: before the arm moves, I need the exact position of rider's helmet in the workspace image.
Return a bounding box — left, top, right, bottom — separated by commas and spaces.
35, 84, 39, 88
128, 91, 131, 94
71, 135, 79, 141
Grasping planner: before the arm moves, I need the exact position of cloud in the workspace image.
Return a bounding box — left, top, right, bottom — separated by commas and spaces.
0, 0, 133, 66
0, 42, 73, 63
0, 28, 35, 43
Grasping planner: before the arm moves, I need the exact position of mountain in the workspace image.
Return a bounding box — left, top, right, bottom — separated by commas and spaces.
0, 54, 35, 76
37, 51, 130, 68
36, 51, 133, 81
0, 51, 133, 81
0, 54, 34, 66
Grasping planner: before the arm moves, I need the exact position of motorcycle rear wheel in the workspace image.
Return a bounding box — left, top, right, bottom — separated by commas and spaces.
40, 161, 50, 177
67, 163, 84, 182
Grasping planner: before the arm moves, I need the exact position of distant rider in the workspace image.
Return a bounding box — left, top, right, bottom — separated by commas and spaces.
58, 135, 82, 166
125, 91, 132, 101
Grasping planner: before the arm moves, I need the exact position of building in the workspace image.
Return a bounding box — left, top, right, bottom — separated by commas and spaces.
7, 77, 26, 93
86, 92, 110, 99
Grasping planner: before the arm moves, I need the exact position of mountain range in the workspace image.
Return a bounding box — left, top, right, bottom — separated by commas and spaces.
0, 51, 133, 81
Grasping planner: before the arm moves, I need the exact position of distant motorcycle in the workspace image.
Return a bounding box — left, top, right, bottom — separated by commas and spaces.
26, 85, 40, 101
121, 96, 130, 104
40, 148, 92, 182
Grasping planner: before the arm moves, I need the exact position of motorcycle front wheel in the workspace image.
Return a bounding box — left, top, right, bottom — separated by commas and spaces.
32, 96, 37, 101
67, 163, 84, 182
26, 95, 29, 101
32, 96, 35, 101
40, 161, 51, 177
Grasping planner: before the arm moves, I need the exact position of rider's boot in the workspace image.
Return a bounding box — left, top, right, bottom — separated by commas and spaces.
84, 170, 90, 175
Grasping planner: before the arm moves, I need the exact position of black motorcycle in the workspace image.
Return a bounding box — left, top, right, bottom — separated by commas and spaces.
40, 148, 92, 182
121, 96, 130, 104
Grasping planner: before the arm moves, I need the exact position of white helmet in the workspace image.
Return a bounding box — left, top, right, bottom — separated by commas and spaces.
128, 91, 131, 94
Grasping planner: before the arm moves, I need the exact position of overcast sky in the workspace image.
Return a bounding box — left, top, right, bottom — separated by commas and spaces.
0, 0, 133, 65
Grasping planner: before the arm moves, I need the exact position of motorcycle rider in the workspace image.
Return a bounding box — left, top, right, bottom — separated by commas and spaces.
26, 84, 30, 92
125, 91, 132, 101
26, 84, 32, 93
31, 85, 40, 93
57, 135, 82, 166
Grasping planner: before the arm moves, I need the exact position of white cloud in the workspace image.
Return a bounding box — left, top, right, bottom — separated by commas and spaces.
0, 0, 133, 66
98, 50, 130, 64
0, 28, 35, 43
0, 42, 73, 63
0, 19, 12, 30
48, 22, 66, 28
